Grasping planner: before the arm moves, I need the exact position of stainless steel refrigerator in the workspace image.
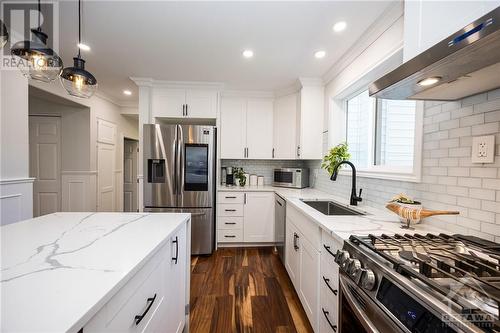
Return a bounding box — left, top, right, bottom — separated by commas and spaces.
143, 124, 216, 255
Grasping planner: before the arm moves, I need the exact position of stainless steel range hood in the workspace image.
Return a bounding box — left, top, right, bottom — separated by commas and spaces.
369, 6, 500, 101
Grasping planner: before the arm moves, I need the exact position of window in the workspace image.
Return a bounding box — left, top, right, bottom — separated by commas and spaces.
344, 89, 421, 181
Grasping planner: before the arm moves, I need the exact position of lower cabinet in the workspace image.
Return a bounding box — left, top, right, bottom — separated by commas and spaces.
285, 205, 321, 332
217, 191, 275, 244
83, 223, 188, 333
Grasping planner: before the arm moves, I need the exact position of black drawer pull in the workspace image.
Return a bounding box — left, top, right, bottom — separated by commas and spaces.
172, 236, 179, 264
322, 276, 338, 295
293, 233, 299, 251
225, 222, 236, 225
225, 209, 237, 212
225, 196, 237, 199
322, 308, 337, 332
224, 235, 236, 238
323, 244, 336, 258
135, 294, 157, 325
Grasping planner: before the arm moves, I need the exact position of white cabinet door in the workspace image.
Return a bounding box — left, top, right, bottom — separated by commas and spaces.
165, 224, 187, 333
285, 219, 300, 290
299, 86, 324, 160
246, 98, 274, 159
299, 236, 320, 332
220, 97, 246, 159
185, 90, 217, 119
273, 94, 299, 159
243, 192, 275, 242
404, 1, 499, 62
152, 89, 186, 118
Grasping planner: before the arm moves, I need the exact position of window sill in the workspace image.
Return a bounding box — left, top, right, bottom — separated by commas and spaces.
338, 169, 421, 183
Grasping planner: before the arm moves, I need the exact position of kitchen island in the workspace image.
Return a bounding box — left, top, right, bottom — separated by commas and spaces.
1, 212, 191, 333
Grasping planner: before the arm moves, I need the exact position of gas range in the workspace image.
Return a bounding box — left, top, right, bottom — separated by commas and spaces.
336, 233, 500, 333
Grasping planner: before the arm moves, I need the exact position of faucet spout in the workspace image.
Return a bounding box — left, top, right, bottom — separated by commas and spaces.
330, 160, 363, 206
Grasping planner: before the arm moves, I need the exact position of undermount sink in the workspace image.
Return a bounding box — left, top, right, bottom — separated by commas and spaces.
301, 200, 366, 216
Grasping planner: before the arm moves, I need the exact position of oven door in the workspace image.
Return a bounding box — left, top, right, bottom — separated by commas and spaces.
339, 273, 402, 333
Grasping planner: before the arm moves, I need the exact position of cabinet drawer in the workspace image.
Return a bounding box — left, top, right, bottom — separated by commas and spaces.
218, 192, 244, 204
218, 204, 244, 217
218, 229, 243, 242
218, 216, 243, 230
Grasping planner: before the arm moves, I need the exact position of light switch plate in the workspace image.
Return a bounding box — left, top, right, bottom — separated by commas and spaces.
471, 135, 495, 163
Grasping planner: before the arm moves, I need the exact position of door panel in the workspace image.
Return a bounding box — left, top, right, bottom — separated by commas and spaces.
123, 139, 138, 212
29, 116, 61, 217
246, 99, 273, 159
274, 94, 299, 159
143, 124, 178, 208
152, 89, 186, 118
243, 192, 275, 242
285, 220, 300, 289
177, 125, 214, 208
185, 90, 217, 118
97, 143, 115, 211
300, 236, 320, 331
220, 98, 246, 159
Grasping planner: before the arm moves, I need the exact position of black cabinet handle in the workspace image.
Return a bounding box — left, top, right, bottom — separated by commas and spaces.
225, 196, 237, 199
224, 235, 236, 238
293, 233, 299, 251
323, 244, 336, 258
135, 294, 157, 325
186, 104, 188, 116
276, 200, 283, 207
225, 222, 236, 225
172, 236, 179, 264
322, 308, 337, 332
322, 276, 338, 296
225, 209, 237, 212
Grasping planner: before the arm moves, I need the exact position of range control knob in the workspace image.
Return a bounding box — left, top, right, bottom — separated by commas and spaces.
340, 256, 352, 272
360, 269, 376, 291
348, 259, 362, 282
335, 250, 348, 265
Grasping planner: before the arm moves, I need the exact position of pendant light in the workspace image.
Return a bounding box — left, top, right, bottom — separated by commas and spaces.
0, 19, 8, 48
60, 0, 97, 98
10, 0, 63, 82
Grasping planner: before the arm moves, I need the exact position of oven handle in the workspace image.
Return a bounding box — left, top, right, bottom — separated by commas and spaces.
339, 275, 380, 333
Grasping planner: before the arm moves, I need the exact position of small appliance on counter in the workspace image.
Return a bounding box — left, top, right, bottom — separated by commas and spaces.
225, 167, 234, 186
273, 168, 309, 188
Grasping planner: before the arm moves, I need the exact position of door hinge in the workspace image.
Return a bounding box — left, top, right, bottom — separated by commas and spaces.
185, 304, 190, 315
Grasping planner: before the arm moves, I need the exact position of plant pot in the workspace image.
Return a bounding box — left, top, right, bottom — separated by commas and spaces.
395, 201, 423, 225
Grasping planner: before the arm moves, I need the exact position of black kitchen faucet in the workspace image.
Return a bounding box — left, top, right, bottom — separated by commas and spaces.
330, 160, 362, 206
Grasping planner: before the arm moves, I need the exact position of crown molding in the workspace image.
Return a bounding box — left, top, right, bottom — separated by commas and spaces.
130, 77, 224, 90
322, 0, 404, 85
274, 81, 302, 98
298, 77, 324, 88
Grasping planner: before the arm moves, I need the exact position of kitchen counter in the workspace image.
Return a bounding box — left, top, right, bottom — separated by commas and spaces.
218, 186, 448, 243
0, 212, 190, 333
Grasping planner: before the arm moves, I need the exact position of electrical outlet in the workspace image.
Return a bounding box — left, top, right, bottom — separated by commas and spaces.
471, 135, 495, 163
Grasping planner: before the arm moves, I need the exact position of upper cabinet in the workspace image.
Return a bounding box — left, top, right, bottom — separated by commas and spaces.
273, 93, 300, 159
298, 83, 324, 160
403, 0, 499, 61
220, 97, 274, 159
152, 88, 218, 119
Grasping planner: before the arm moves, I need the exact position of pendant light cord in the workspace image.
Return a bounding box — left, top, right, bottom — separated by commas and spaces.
37, 0, 41, 31
78, 0, 81, 58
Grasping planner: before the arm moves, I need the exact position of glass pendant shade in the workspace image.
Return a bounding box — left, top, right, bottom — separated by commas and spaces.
60, 57, 97, 98
10, 29, 63, 82
0, 19, 8, 48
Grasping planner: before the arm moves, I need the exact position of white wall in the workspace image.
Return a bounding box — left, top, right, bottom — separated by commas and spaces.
0, 70, 33, 225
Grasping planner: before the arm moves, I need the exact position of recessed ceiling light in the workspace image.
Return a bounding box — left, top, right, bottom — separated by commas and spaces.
418, 76, 442, 86
242, 49, 254, 58
333, 21, 347, 32
314, 50, 326, 59
77, 43, 90, 51
123, 90, 132, 96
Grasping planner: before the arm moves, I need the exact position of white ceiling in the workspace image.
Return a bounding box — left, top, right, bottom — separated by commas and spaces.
56, 1, 393, 104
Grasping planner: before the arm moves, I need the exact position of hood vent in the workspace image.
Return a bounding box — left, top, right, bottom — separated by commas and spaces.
369, 6, 500, 101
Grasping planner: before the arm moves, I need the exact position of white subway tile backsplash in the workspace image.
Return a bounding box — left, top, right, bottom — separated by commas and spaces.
469, 188, 496, 201
460, 114, 484, 127
473, 99, 500, 114
471, 122, 499, 136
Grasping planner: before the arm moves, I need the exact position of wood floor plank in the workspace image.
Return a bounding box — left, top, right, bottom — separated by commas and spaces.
190, 247, 313, 333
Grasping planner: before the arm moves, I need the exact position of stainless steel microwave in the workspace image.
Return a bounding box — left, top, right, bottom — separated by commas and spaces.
273, 168, 309, 188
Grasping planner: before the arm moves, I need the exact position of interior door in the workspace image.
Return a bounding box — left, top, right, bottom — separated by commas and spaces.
143, 124, 178, 208
177, 125, 214, 209
123, 139, 138, 212
29, 116, 61, 217
97, 143, 115, 211
246, 98, 274, 159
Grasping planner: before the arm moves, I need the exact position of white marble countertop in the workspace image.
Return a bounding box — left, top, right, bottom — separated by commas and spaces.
218, 185, 448, 244
0, 212, 190, 333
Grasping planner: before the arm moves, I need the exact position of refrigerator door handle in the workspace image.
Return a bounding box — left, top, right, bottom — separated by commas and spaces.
177, 125, 184, 198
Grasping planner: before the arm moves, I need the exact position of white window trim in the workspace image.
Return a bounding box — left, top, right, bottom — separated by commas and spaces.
339, 95, 424, 183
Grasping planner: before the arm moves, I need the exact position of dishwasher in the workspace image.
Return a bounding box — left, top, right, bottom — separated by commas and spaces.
274, 193, 286, 263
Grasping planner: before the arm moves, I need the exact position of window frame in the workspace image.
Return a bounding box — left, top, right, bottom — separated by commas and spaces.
340, 88, 424, 183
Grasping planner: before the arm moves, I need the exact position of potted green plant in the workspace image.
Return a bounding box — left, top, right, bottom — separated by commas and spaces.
321, 142, 351, 176
233, 168, 246, 187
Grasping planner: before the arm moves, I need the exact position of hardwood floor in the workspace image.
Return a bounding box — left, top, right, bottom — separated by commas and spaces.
190, 247, 314, 333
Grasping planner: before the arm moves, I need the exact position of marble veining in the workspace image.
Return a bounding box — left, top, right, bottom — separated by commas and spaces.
1, 212, 189, 333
